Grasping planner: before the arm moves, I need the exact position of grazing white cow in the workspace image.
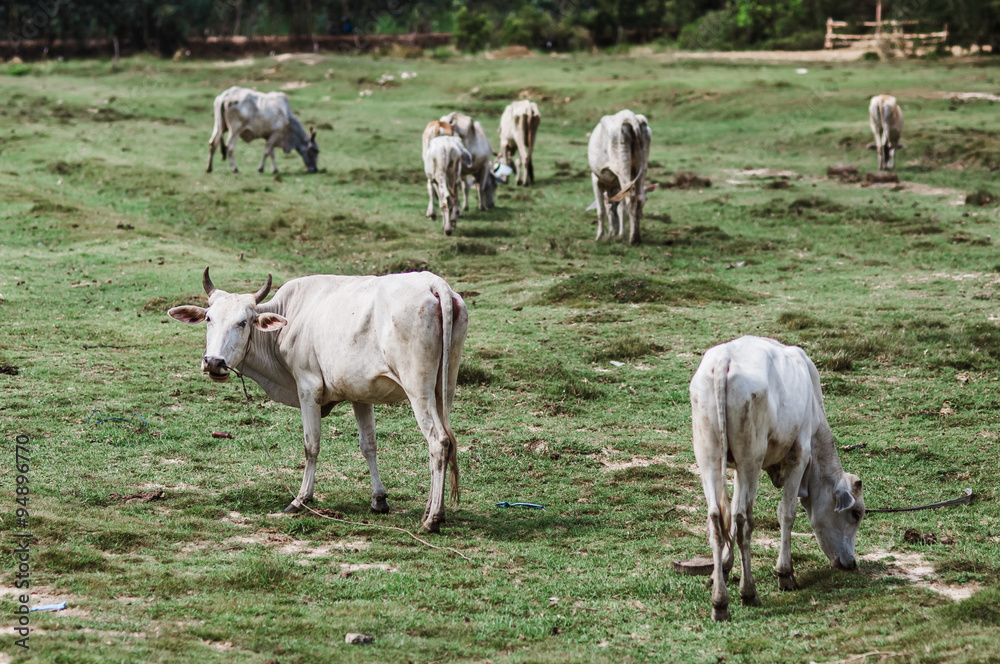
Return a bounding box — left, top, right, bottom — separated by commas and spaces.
168, 268, 469, 533
440, 112, 508, 211
588, 109, 651, 245
868, 94, 905, 170
424, 135, 473, 236
422, 120, 455, 159
689, 336, 865, 622
207, 86, 319, 174
498, 100, 541, 186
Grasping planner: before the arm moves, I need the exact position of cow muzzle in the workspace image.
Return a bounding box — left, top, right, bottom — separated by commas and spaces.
203, 357, 231, 382
831, 557, 857, 571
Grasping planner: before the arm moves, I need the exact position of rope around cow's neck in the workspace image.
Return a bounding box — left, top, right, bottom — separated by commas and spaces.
232, 369, 472, 562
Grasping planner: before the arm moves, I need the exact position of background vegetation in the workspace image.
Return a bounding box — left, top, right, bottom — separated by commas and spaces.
2, 0, 998, 55
1, 49, 1000, 662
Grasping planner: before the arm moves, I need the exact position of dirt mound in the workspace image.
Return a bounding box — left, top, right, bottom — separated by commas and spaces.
965, 189, 995, 206
486, 45, 535, 59
109, 490, 165, 504
663, 172, 711, 189
827, 163, 859, 183
865, 171, 900, 185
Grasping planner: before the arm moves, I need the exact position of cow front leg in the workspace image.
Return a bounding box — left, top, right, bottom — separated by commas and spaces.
776, 478, 802, 591
259, 135, 281, 174
591, 174, 607, 240
286, 393, 322, 512
353, 403, 388, 513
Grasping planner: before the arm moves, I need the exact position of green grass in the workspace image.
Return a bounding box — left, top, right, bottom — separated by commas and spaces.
1, 51, 1000, 663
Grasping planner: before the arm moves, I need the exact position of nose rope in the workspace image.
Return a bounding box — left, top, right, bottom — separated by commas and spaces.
231, 363, 472, 562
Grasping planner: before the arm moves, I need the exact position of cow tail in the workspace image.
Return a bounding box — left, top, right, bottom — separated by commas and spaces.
522, 112, 535, 183
210, 94, 226, 158
436, 284, 461, 504
713, 357, 733, 552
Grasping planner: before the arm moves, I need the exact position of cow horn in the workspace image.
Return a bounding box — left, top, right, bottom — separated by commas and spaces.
253, 274, 272, 304
203, 266, 216, 297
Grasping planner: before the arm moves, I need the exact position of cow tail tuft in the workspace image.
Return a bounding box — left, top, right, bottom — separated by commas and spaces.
713, 357, 733, 551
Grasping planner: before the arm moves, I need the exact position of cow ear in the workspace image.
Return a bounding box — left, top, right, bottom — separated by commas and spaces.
168, 306, 207, 324
255, 312, 287, 332
834, 484, 856, 512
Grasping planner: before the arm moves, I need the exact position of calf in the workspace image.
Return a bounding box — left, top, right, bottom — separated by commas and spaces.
207, 86, 319, 174
440, 112, 508, 211
424, 135, 472, 236
422, 120, 454, 159
690, 336, 865, 621
868, 94, 904, 170
588, 109, 651, 245
498, 100, 541, 186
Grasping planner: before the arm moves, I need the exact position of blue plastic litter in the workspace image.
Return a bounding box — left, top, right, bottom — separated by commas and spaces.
496, 501, 545, 510
88, 410, 146, 428
30, 603, 66, 612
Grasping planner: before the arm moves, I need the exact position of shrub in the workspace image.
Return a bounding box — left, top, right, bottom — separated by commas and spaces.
454, 8, 492, 52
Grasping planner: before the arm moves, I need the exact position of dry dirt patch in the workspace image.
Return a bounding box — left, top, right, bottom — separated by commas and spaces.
222, 531, 371, 558
593, 448, 677, 472
863, 549, 982, 600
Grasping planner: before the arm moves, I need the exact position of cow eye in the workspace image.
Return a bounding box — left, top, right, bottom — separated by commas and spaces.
204, 315, 211, 323
238, 320, 247, 328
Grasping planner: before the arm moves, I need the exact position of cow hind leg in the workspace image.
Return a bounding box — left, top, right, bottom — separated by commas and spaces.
707, 506, 731, 621
731, 460, 763, 607
408, 395, 453, 533
425, 178, 438, 218
591, 174, 607, 241
353, 403, 389, 513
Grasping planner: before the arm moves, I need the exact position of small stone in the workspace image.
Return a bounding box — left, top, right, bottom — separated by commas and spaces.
345, 633, 373, 645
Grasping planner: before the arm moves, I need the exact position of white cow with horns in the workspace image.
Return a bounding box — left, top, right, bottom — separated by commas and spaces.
206, 86, 319, 174
588, 109, 651, 246
868, 94, 904, 171
167, 268, 469, 533
689, 336, 865, 622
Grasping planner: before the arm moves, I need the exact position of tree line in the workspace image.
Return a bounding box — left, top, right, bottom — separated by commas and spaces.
2, 0, 997, 56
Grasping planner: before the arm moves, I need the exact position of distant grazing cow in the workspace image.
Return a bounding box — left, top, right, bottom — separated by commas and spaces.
499, 100, 541, 186
440, 112, 508, 211
168, 268, 468, 533
868, 94, 904, 170
588, 109, 651, 245
424, 135, 473, 236
689, 336, 865, 622
207, 86, 319, 174
422, 120, 454, 159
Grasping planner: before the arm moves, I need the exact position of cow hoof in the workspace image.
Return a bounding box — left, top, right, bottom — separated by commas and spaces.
371, 496, 389, 514
206, 166, 212, 173
420, 519, 442, 534
284, 502, 304, 513
778, 573, 799, 591
258, 167, 264, 173
711, 605, 731, 622
741, 593, 761, 607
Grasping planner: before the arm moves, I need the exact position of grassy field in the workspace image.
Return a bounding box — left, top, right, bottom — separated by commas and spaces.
2, 49, 1000, 663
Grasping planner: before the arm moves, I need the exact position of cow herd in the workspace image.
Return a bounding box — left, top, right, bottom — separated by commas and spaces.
175, 84, 915, 621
